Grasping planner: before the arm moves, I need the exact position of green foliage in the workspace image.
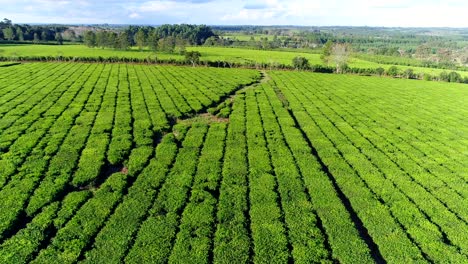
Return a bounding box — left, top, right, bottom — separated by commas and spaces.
134, 28, 146, 50
55, 32, 63, 45
386, 65, 399, 77
213, 93, 250, 263
83, 134, 179, 263
423, 73, 433, 81
83, 31, 96, 47
403, 68, 415, 79
168, 123, 227, 263
32, 173, 128, 264
117, 31, 131, 50
185, 50, 201, 66
269, 71, 468, 262
448, 71, 462, 83
321, 40, 333, 64
2, 27, 15, 40
0, 62, 466, 264
292, 56, 310, 70
0, 203, 60, 263
376, 67, 385, 76
125, 146, 153, 177
125, 124, 208, 263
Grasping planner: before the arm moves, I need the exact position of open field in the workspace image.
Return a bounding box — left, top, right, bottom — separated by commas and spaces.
2, 44, 467, 78
349, 57, 468, 77
0, 62, 466, 263
0, 44, 322, 65
188, 46, 323, 65
0, 44, 184, 60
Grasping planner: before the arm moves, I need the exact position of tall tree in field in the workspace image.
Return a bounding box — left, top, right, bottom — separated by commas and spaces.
84, 31, 96, 47
175, 36, 187, 54
158, 36, 175, 53
55, 32, 63, 45
41, 31, 47, 42
147, 29, 159, 51
134, 28, 146, 50
2, 27, 15, 40
96, 31, 108, 48
118, 32, 131, 50
320, 40, 333, 64
106, 32, 118, 48
33, 32, 40, 43
331, 43, 350, 73
16, 27, 24, 41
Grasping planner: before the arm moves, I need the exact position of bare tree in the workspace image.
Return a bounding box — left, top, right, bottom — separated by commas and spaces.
331, 43, 350, 73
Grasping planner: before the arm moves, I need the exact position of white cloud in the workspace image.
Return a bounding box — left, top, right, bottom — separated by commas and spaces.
138, 1, 178, 12
129, 12, 141, 19
0, 0, 467, 26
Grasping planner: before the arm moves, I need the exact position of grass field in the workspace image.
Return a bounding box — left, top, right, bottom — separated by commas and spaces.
2, 44, 467, 78
349, 57, 468, 77
0, 44, 322, 65
0, 62, 466, 263
188, 46, 323, 65
0, 44, 183, 60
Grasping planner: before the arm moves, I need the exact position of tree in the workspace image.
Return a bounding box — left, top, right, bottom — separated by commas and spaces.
292, 56, 309, 70
158, 37, 175, 53
204, 36, 218, 46
106, 32, 118, 48
95, 31, 106, 48
147, 30, 159, 51
1, 18, 12, 27
55, 32, 63, 45
185, 51, 201, 66
84, 31, 96, 47
118, 32, 131, 50
16, 27, 24, 41
331, 43, 350, 73
175, 36, 187, 54
2, 27, 14, 40
41, 31, 47, 42
320, 40, 333, 64
134, 28, 146, 50
62, 30, 77, 42
33, 33, 40, 44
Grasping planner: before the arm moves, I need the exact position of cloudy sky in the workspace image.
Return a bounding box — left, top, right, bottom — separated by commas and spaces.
1, 0, 467, 27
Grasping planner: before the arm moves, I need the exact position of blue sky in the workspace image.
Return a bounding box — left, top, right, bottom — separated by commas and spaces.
1, 0, 467, 27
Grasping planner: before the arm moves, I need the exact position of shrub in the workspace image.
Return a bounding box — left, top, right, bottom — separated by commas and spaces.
386, 66, 399, 77
376, 67, 385, 76
292, 56, 309, 70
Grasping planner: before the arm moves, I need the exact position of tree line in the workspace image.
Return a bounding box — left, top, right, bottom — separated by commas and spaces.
83, 24, 216, 52
0, 18, 72, 44
1, 19, 216, 50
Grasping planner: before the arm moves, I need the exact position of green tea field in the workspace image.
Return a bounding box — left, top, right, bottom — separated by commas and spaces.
0, 62, 467, 263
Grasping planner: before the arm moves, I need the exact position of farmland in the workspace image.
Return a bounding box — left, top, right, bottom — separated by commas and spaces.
0, 62, 467, 263
0, 44, 322, 65
2, 44, 467, 78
